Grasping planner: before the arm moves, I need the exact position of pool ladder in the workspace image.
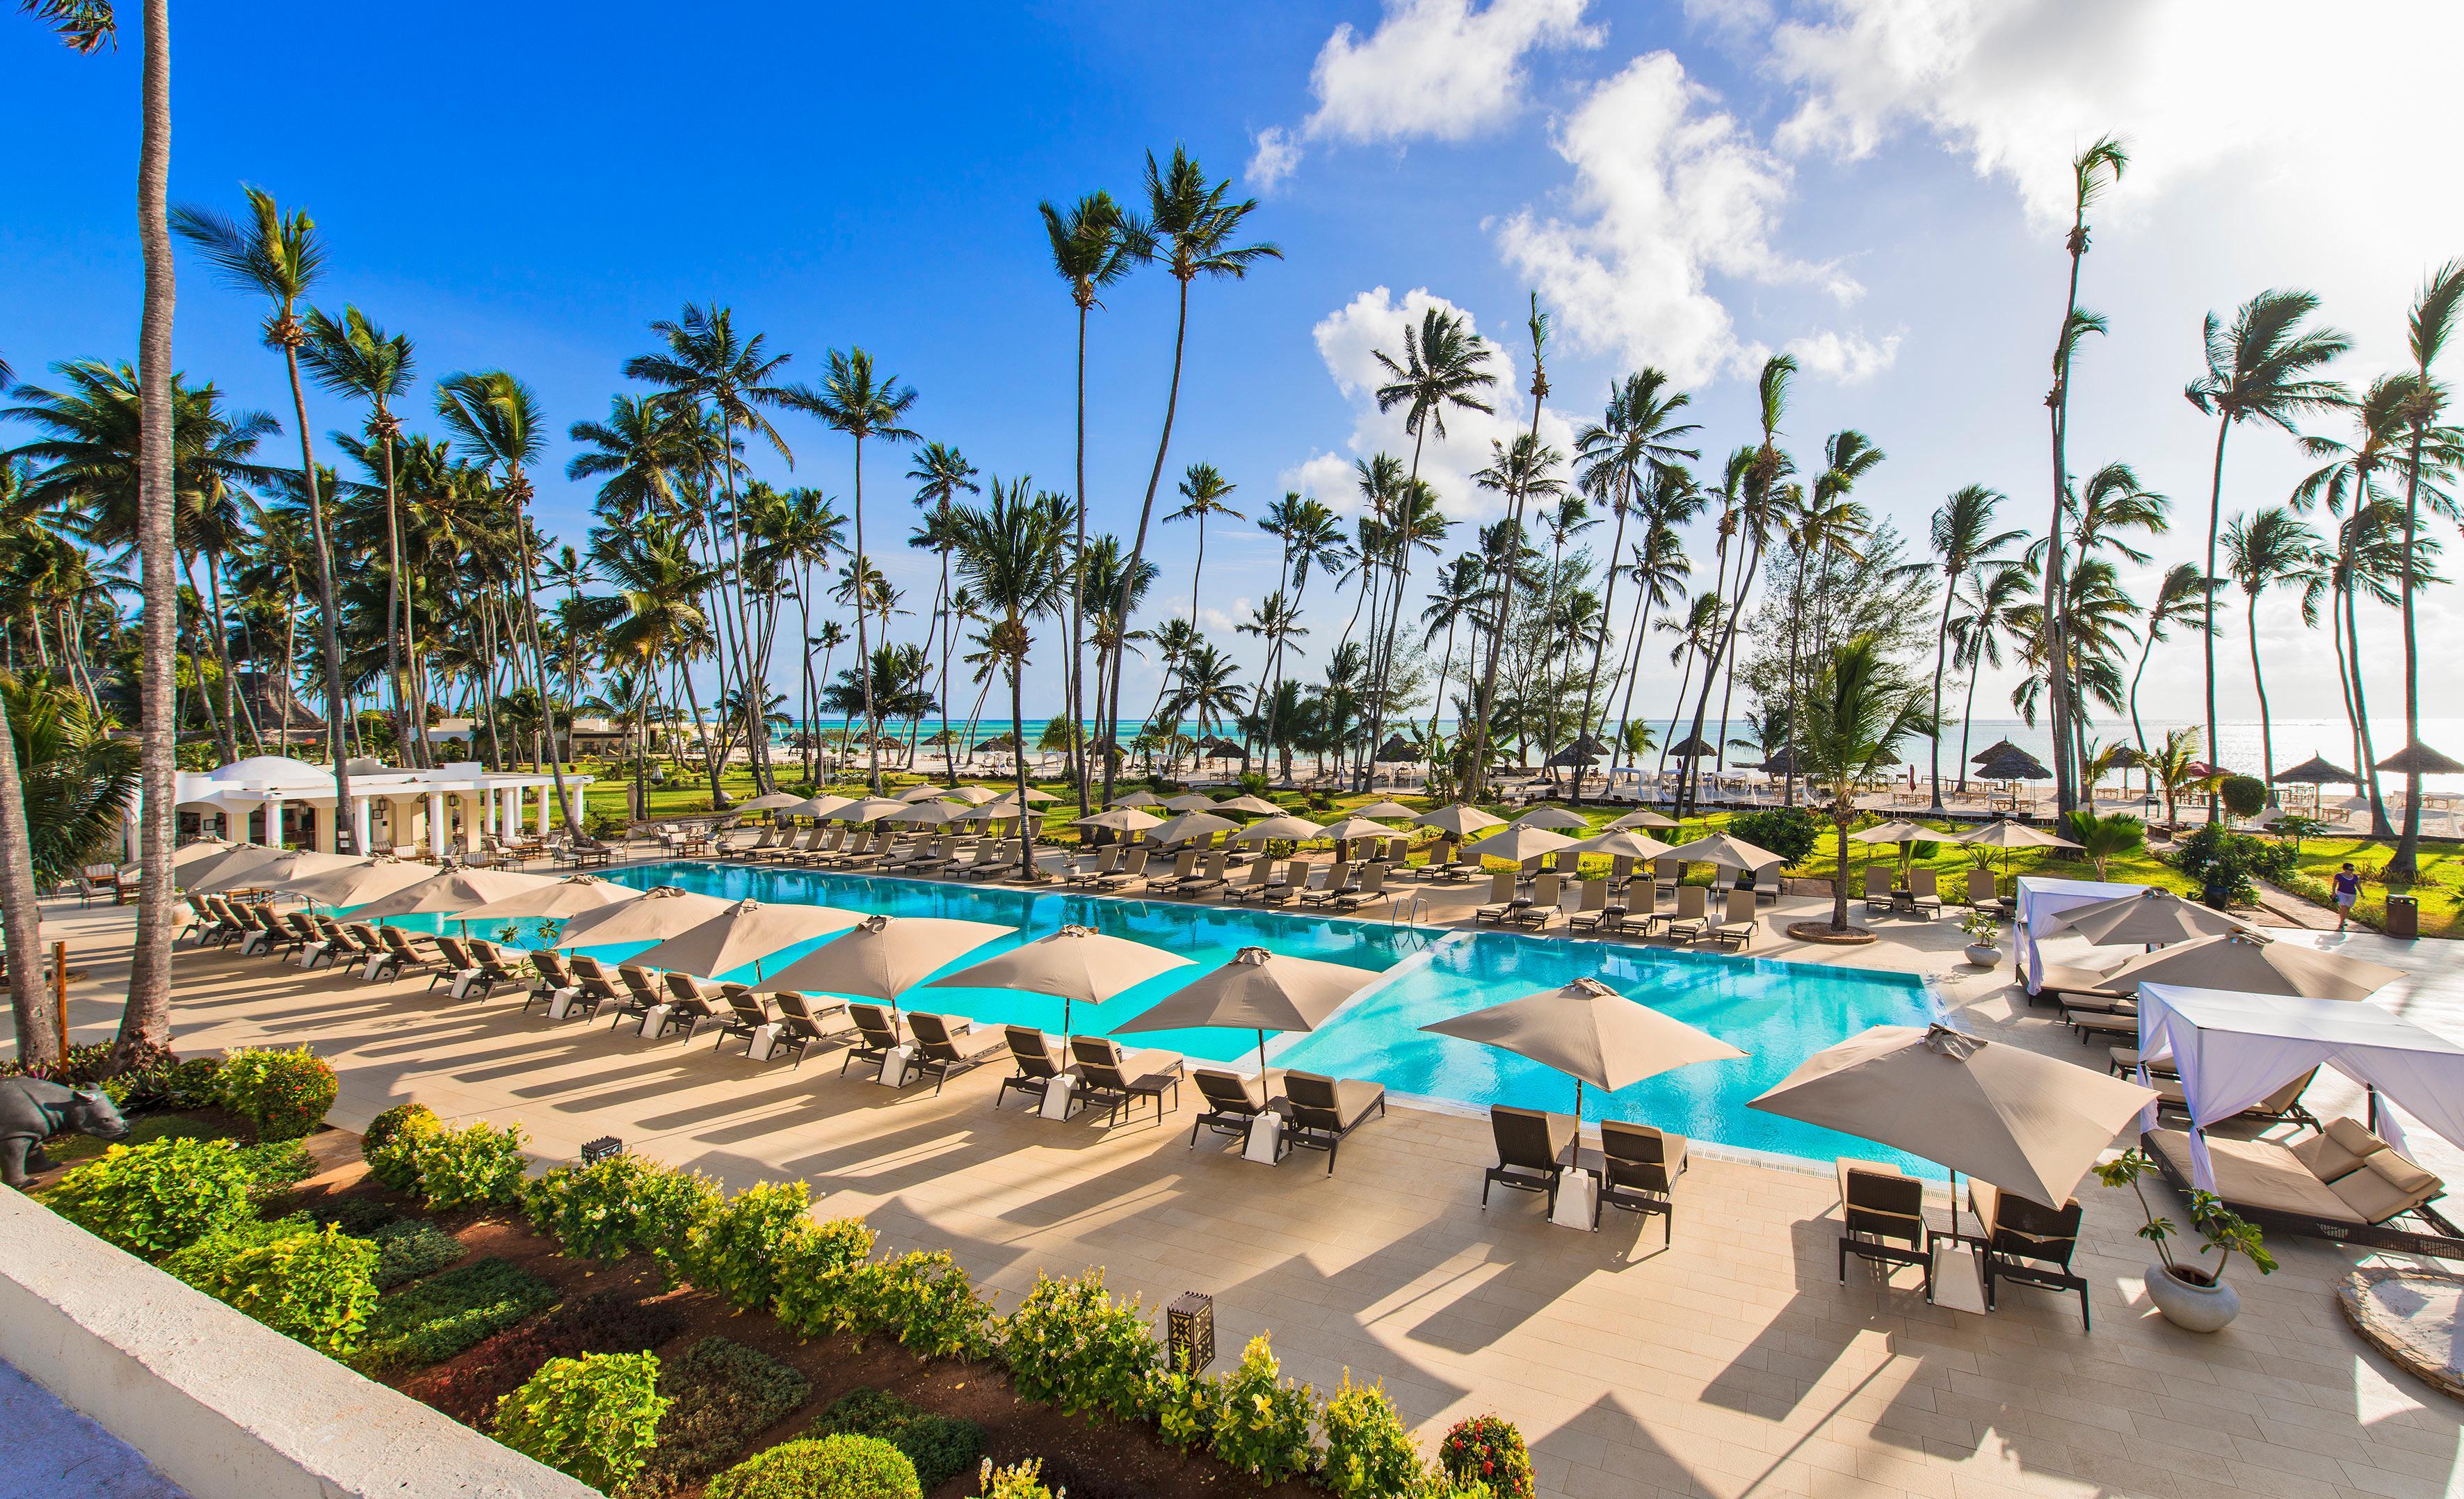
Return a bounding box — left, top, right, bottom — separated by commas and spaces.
1390, 893, 1430, 928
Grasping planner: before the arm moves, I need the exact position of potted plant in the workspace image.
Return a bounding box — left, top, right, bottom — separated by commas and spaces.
2093, 1147, 2275, 1331
1958, 908, 2004, 968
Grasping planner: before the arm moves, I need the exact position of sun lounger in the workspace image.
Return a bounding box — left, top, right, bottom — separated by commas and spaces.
1712, 888, 1758, 949
1593, 1121, 1686, 1242
770, 991, 846, 1065
1173, 849, 1232, 899
1862, 866, 1895, 915
1652, 856, 1681, 899
524, 949, 578, 1013
1965, 868, 2012, 917
997, 1025, 1081, 1111
1068, 847, 1123, 887
2145, 1120, 2460, 1258
1906, 867, 1943, 920
1566, 879, 1607, 925
427, 936, 478, 993
904, 1011, 988, 1095
1472, 870, 1521, 924
2034, 961, 2130, 1007
1095, 847, 1150, 890
1968, 1181, 2088, 1329
842, 1002, 902, 1077
1244, 858, 1301, 905
1068, 1035, 1184, 1126
460, 940, 522, 1000
608, 964, 665, 1027
1189, 1067, 1282, 1150
1506, 873, 1563, 929
959, 840, 1026, 881
1483, 1105, 1577, 1212
1837, 1160, 1931, 1297
2147, 1066, 2321, 1130
564, 954, 625, 1020
1659, 884, 1710, 943
1278, 1071, 1385, 1175
1330, 862, 1390, 912
375, 924, 442, 981
1299, 860, 1357, 907
1146, 849, 1200, 893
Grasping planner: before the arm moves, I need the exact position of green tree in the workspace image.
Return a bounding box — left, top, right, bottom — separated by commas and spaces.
1924, 485, 2022, 809
950, 480, 1065, 854
2125, 562, 2214, 799
1161, 461, 1241, 716
300, 307, 416, 762
1100, 145, 1278, 808
1798, 636, 1933, 932
1571, 369, 1698, 803
906, 442, 978, 785
2221, 507, 2325, 799
2388, 261, 2464, 879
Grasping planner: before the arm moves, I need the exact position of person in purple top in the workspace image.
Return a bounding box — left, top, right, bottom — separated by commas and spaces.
2331, 863, 2362, 932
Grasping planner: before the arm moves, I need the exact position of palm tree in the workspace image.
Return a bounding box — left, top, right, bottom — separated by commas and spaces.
2183, 289, 2351, 796
789, 348, 919, 793
1419, 552, 1487, 739
172, 186, 362, 837
1946, 563, 2029, 792
1798, 635, 1933, 931
2389, 262, 2464, 879
1163, 461, 1242, 700
907, 441, 979, 785
1681, 355, 1796, 815
2126, 562, 2214, 784
1362, 306, 1495, 784
950, 478, 1065, 864
1460, 296, 1553, 799
434, 370, 581, 834
623, 305, 797, 792
1924, 485, 2022, 808
300, 306, 416, 760
1040, 191, 1142, 809
2150, 726, 2216, 831
1102, 145, 1279, 808
2040, 134, 2127, 817
2221, 508, 2326, 800
1606, 465, 1699, 759
1571, 369, 1698, 803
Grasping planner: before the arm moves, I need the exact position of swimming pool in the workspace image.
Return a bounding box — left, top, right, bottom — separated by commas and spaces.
369, 860, 1940, 1171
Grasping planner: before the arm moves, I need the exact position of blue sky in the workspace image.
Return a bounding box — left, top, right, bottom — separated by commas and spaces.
9, 0, 2463, 725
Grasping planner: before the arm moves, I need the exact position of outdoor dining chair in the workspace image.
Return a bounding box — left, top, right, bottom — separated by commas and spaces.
1483, 1104, 1577, 1212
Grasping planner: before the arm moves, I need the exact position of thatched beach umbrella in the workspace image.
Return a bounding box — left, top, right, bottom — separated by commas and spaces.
1974, 746, 2052, 782
1664, 733, 1718, 758
1969, 738, 2024, 764
2272, 755, 2356, 786
1375, 735, 1417, 762
2376, 741, 2464, 778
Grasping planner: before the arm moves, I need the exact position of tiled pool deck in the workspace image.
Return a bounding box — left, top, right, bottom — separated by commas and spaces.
27, 875, 2464, 1499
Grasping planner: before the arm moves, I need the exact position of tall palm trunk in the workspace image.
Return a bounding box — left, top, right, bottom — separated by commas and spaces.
177, 556, 232, 759
1103, 275, 1191, 809
2200, 417, 2230, 818
1958, 654, 1984, 794
1568, 488, 1632, 805
118, 0, 179, 1064
375, 415, 410, 762
849, 434, 881, 793
1928, 573, 1956, 810
2393, 423, 2430, 877
275, 337, 355, 840
2344, 567, 2394, 837
0, 687, 58, 1064
1612, 566, 1659, 767
512, 489, 579, 834
2244, 594, 2278, 796
1680, 531, 1764, 817
1069, 301, 1092, 812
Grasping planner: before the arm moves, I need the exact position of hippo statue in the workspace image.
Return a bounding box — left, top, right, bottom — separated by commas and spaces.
1, 1076, 129, 1188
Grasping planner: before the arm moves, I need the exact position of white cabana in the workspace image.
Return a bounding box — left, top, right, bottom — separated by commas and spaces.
2013, 875, 2144, 995
2134, 984, 2464, 1191
167, 756, 591, 858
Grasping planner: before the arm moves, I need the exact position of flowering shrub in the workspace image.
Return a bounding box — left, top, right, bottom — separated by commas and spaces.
679, 1180, 812, 1309
1438, 1415, 1532, 1499
216, 1047, 338, 1141
494, 1352, 670, 1493
163, 1218, 379, 1357
522, 1152, 716, 1273
978, 1457, 1054, 1498
771, 1218, 880, 1336
1210, 1336, 1318, 1484
1320, 1372, 1426, 1499
405, 1121, 529, 1210
846, 1250, 998, 1360
42, 1136, 258, 1258
1001, 1270, 1158, 1419
360, 1103, 440, 1189
705, 1434, 920, 1499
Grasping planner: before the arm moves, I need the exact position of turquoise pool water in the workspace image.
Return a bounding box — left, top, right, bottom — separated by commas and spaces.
364, 861, 1940, 1171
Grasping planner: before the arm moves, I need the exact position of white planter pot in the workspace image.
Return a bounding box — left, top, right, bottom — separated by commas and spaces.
1964, 945, 2001, 968
2145, 1264, 2239, 1331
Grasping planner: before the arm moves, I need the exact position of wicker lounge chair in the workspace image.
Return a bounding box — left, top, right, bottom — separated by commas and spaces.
1483, 1105, 1577, 1212
1278, 1071, 1385, 1175
1593, 1121, 1686, 1241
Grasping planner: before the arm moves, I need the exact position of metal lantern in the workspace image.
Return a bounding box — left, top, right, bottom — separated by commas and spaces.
1164, 1290, 1216, 1374
580, 1135, 625, 1165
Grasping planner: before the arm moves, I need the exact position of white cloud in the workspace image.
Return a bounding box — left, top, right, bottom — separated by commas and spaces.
1768, 0, 2464, 234
1250, 0, 1602, 187
1492, 51, 1861, 385
1283, 286, 1580, 525
1781, 328, 1901, 384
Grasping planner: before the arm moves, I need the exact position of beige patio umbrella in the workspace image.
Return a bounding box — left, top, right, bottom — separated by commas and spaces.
451, 874, 643, 924
274, 853, 439, 910
779, 794, 853, 819
1214, 794, 1284, 816
899, 783, 954, 802
344, 867, 561, 920
887, 800, 962, 826
170, 837, 240, 879
2049, 888, 2258, 947
553, 885, 736, 948
1956, 818, 2080, 879
1232, 813, 1326, 844
1148, 810, 1239, 846
1462, 825, 1577, 863
1114, 946, 1382, 1073
189, 847, 365, 896
1421, 977, 1746, 1116
1566, 829, 1674, 861
1607, 809, 1678, 831
2093, 931, 2403, 1002
944, 784, 1004, 805
1660, 831, 1785, 871
627, 898, 868, 981
925, 923, 1194, 1039
1012, 787, 1061, 804
1111, 790, 1165, 809
1073, 807, 1162, 834
828, 796, 912, 823
752, 913, 1015, 1006
1351, 800, 1421, 820
1415, 803, 1506, 837
1750, 1022, 2156, 1211
732, 791, 807, 813
1318, 815, 1401, 843
1849, 819, 1937, 844
1162, 792, 1219, 811
1513, 805, 1591, 831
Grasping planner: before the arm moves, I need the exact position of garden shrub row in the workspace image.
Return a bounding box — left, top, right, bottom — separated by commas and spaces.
357, 1256, 561, 1370
414, 1292, 692, 1425
631, 1336, 812, 1496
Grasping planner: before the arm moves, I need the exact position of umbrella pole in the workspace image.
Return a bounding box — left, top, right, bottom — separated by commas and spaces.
1257, 1029, 1269, 1077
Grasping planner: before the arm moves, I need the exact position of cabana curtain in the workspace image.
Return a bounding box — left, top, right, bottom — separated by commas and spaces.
2013, 876, 2144, 993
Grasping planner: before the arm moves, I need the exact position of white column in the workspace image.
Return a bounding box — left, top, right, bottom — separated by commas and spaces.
427, 792, 448, 857
353, 794, 373, 853
507, 785, 524, 838
265, 795, 285, 849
